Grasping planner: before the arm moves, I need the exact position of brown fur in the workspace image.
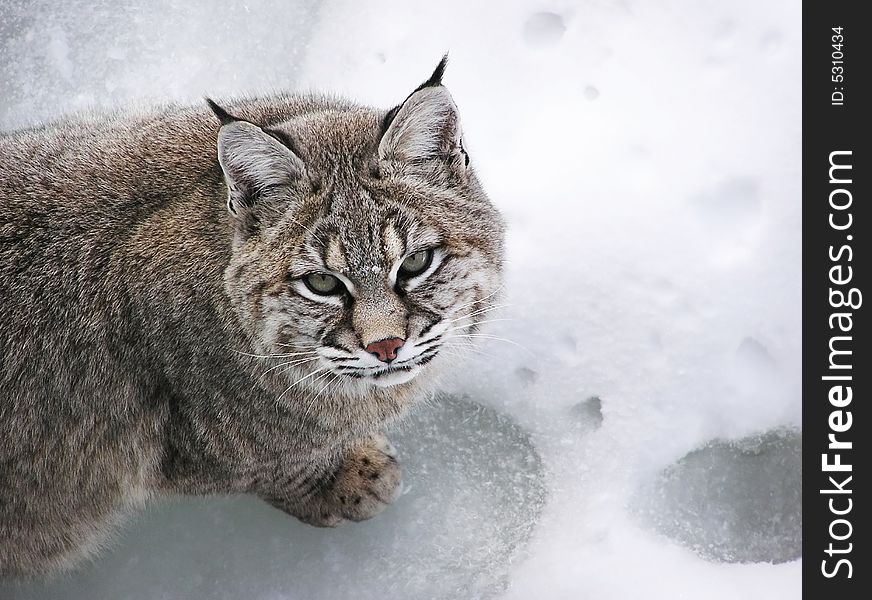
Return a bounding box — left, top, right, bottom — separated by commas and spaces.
0, 61, 504, 574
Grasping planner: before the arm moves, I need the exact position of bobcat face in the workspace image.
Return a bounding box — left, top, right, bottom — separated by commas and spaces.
217, 60, 504, 394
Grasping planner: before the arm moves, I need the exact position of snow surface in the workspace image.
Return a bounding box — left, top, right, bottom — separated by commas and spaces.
0, 0, 801, 598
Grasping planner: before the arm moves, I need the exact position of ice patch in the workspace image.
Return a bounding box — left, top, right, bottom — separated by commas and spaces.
630, 427, 801, 564
0, 396, 545, 599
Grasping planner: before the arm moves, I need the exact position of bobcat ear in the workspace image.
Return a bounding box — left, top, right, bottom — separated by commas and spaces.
378, 56, 467, 168
207, 99, 305, 216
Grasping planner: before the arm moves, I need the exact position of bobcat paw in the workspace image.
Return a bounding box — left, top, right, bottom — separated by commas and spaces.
298, 433, 402, 527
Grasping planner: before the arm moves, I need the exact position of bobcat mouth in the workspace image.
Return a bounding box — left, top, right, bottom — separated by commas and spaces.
332, 347, 439, 386
368, 365, 421, 387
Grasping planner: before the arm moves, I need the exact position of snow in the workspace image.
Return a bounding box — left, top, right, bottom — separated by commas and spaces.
0, 0, 801, 598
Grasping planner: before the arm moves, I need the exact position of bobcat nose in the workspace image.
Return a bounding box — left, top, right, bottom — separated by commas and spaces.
365, 337, 405, 363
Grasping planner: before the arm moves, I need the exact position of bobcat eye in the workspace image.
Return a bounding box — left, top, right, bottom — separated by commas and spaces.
398, 249, 433, 278
303, 273, 344, 295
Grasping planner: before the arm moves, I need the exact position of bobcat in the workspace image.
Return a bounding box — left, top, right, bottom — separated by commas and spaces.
0, 57, 504, 574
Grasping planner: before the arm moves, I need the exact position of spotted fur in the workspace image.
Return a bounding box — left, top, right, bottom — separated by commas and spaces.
0, 59, 504, 574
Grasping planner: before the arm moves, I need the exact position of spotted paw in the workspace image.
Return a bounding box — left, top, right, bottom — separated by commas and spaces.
297, 433, 402, 527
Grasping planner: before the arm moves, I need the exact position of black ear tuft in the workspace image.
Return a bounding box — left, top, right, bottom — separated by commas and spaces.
413, 54, 449, 93
205, 98, 239, 126
380, 104, 402, 138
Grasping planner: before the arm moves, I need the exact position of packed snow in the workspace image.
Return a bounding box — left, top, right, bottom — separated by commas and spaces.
0, 0, 801, 598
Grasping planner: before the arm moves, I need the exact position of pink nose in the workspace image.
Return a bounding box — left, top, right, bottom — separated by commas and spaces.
365, 337, 405, 363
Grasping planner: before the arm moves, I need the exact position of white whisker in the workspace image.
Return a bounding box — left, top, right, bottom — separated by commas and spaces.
453, 284, 506, 311
286, 215, 328, 247
298, 370, 337, 423
259, 356, 321, 381
445, 318, 513, 332
276, 341, 322, 349
314, 372, 340, 402
449, 332, 532, 354
442, 339, 501, 362
233, 348, 321, 360
277, 367, 328, 402
448, 303, 511, 323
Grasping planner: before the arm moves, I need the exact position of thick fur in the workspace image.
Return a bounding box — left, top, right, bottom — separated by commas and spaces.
0, 64, 504, 575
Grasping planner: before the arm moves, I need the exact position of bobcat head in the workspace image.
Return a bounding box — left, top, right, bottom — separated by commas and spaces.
212, 58, 504, 396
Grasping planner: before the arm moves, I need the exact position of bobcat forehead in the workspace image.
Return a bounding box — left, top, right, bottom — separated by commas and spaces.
325, 236, 348, 273
381, 223, 406, 263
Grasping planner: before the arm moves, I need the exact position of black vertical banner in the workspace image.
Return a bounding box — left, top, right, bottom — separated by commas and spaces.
804, 3, 869, 598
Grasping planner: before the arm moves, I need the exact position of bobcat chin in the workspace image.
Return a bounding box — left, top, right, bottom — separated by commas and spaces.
0, 57, 504, 575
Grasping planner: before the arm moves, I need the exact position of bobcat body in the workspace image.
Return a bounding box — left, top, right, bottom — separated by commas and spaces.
0, 60, 504, 574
